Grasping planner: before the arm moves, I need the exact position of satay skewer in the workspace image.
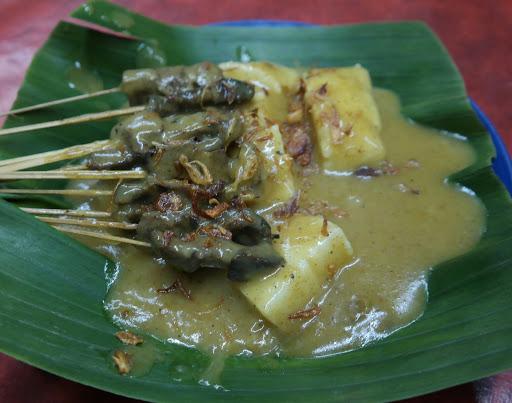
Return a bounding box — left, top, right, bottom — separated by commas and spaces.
0, 189, 113, 196
0, 88, 120, 117
53, 225, 150, 247
21, 207, 111, 218
0, 140, 111, 172
0, 170, 145, 180
37, 216, 137, 230
0, 63, 255, 137
0, 105, 145, 136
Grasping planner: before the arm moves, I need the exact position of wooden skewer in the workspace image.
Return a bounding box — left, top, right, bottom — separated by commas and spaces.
53, 225, 150, 247
0, 105, 145, 136
0, 140, 112, 172
0, 170, 145, 180
37, 216, 137, 230
0, 88, 121, 117
0, 188, 113, 196
21, 207, 111, 218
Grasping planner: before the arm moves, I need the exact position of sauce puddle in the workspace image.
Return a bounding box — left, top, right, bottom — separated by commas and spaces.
101, 89, 484, 359
70, 88, 485, 382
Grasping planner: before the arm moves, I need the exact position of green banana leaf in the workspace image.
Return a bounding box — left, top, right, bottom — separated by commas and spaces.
1, 1, 511, 401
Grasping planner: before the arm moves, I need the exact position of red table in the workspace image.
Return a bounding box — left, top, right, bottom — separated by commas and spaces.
0, 1, 510, 401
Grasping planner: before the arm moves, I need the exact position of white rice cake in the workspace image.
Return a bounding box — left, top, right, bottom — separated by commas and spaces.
304, 66, 385, 172
238, 215, 353, 332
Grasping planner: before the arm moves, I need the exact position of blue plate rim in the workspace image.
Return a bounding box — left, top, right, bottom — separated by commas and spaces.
212, 19, 512, 195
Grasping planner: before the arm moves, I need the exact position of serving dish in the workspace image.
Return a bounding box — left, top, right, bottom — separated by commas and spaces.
0, 1, 511, 401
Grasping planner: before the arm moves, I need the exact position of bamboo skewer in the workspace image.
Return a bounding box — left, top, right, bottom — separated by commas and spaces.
53, 226, 150, 247
21, 207, 111, 218
0, 170, 145, 180
0, 188, 113, 196
37, 216, 137, 230
0, 88, 121, 117
0, 140, 112, 172
0, 105, 145, 136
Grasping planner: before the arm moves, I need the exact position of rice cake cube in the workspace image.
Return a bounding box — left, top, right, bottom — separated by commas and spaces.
238, 215, 353, 332
305, 66, 385, 172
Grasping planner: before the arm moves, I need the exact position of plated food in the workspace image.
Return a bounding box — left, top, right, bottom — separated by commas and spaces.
90, 62, 484, 360
1, 60, 484, 368
1, 2, 510, 402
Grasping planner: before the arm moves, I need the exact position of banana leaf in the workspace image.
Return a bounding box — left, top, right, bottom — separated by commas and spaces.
1, 1, 511, 401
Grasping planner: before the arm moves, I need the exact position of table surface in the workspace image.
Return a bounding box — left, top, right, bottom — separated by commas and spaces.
0, 1, 510, 402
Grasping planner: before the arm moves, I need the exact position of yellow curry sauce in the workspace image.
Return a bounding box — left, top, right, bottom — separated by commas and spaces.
80, 88, 485, 358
